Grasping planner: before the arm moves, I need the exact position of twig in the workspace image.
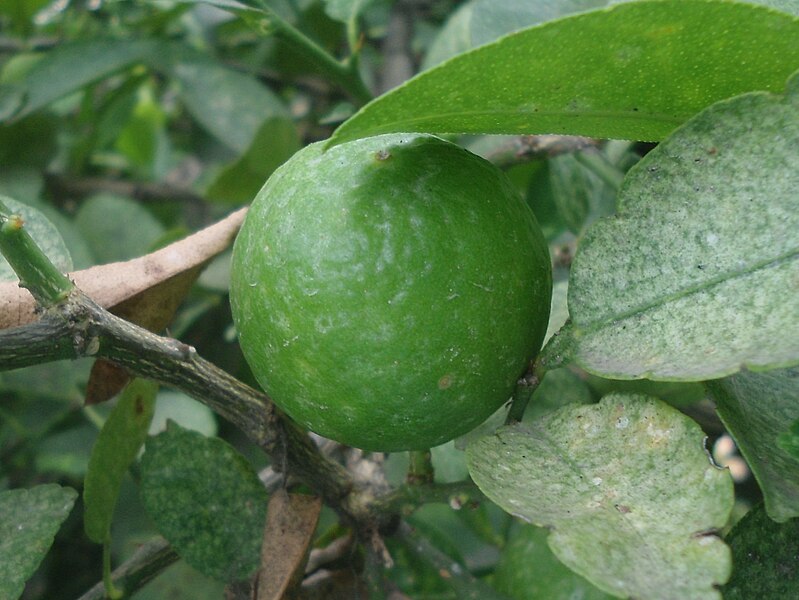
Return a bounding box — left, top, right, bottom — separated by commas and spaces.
378, 1, 415, 94
479, 135, 600, 168
505, 367, 540, 424
0, 35, 59, 52
44, 173, 206, 207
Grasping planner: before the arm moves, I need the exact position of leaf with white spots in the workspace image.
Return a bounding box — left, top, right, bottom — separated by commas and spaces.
565, 72, 799, 380
0, 485, 77, 600
466, 394, 734, 600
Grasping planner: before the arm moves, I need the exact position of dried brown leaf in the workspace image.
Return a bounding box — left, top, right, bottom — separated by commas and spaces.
258, 491, 323, 600
0, 208, 246, 330
85, 360, 131, 406
84, 265, 205, 404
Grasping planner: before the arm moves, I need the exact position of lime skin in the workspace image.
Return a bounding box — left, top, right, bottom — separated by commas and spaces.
230, 133, 552, 451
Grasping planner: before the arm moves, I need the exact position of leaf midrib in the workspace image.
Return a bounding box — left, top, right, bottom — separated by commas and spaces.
574, 247, 799, 331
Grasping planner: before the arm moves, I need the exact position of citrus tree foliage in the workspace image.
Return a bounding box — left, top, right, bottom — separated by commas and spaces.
0, 1, 797, 598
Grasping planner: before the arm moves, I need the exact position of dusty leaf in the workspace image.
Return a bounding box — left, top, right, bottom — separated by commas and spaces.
466, 393, 734, 600
257, 490, 322, 600
0, 208, 245, 330
722, 503, 799, 599
0, 484, 78, 600
566, 73, 799, 379
140, 422, 268, 582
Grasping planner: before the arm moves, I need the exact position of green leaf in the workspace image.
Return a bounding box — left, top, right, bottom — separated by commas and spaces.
329, 0, 799, 146
0, 0, 53, 34
6, 39, 159, 122
707, 368, 799, 522
493, 523, 612, 600
114, 84, 168, 174
466, 393, 733, 600
84, 379, 158, 543
566, 73, 799, 380
778, 419, 799, 459
149, 44, 290, 153
0, 84, 24, 120
0, 196, 72, 281
74, 194, 165, 264
149, 390, 218, 437
722, 503, 799, 598
206, 117, 300, 204
323, 0, 375, 23
0, 484, 78, 600
523, 366, 594, 422
548, 152, 617, 235
140, 422, 268, 582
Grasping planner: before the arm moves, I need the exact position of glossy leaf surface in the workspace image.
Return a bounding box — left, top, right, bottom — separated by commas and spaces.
330, 0, 799, 145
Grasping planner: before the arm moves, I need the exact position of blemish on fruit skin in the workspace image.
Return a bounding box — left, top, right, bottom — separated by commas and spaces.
374, 149, 391, 161
438, 374, 454, 390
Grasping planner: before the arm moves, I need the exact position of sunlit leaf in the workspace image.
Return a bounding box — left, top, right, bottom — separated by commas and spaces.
149, 44, 290, 153
323, 0, 376, 23
74, 194, 165, 264
467, 393, 733, 599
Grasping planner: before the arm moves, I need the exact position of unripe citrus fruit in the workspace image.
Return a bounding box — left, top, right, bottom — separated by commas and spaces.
230, 133, 551, 451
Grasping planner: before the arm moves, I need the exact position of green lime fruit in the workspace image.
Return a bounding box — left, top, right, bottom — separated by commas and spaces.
230, 133, 552, 451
